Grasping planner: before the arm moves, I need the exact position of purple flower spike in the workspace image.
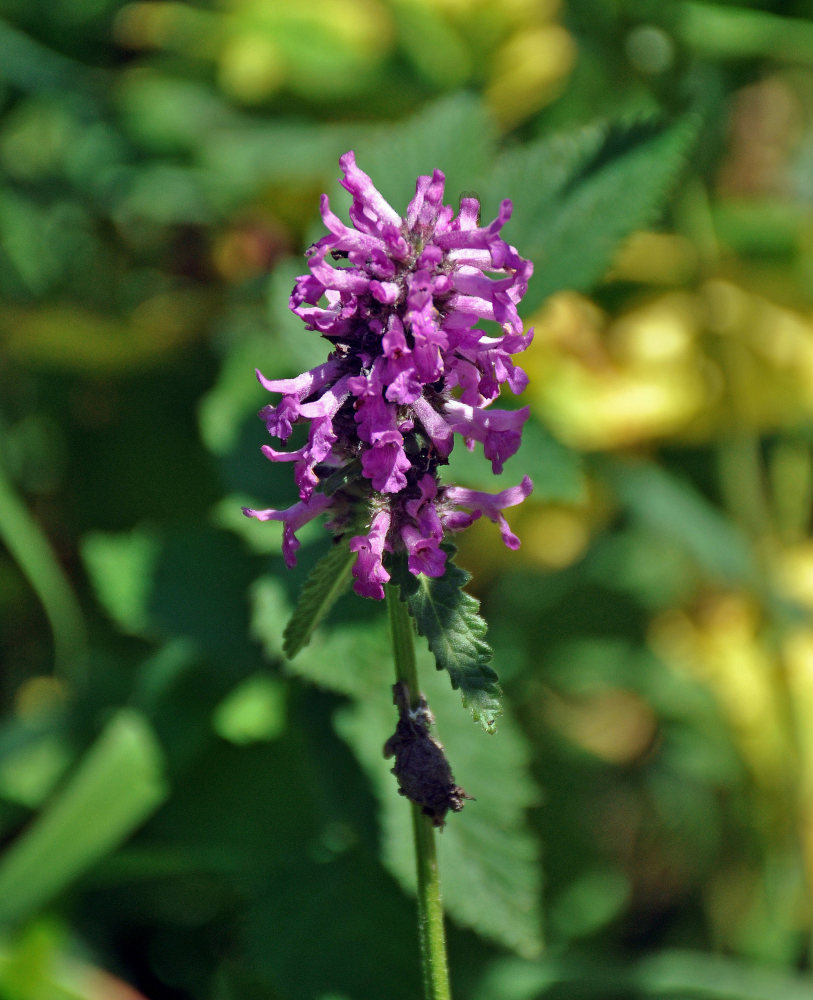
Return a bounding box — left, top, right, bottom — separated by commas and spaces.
244, 151, 535, 597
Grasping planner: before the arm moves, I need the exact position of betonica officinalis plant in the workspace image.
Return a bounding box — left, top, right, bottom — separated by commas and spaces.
244, 151, 533, 1000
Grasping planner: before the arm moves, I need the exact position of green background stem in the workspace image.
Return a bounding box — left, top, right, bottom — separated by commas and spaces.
0, 458, 87, 683
386, 584, 453, 1000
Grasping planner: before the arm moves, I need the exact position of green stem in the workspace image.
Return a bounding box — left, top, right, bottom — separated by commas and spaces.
0, 458, 87, 684
386, 584, 452, 1000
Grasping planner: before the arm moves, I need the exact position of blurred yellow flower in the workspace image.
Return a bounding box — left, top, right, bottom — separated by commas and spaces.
649, 597, 790, 793
485, 23, 576, 129
114, 0, 573, 122
544, 687, 657, 765
524, 258, 813, 450
524, 290, 710, 449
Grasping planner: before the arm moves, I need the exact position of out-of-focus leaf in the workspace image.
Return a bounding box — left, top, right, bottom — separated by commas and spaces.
199, 331, 275, 458
148, 527, 258, 661
0, 731, 71, 809
115, 164, 212, 225
548, 869, 629, 941
0, 710, 167, 925
0, 919, 150, 1000
392, 3, 471, 89
443, 417, 585, 503
212, 674, 287, 745
117, 71, 239, 153
264, 5, 389, 102
0, 19, 102, 94
676, 2, 813, 63
471, 948, 813, 1000
85, 525, 257, 662
0, 456, 87, 678
0, 291, 211, 373
201, 120, 362, 198
585, 525, 699, 609
251, 575, 389, 693
283, 540, 355, 659
241, 846, 423, 1000
81, 526, 161, 636
712, 200, 807, 259
0, 190, 65, 295
487, 115, 699, 311
601, 459, 756, 584
267, 256, 331, 372
200, 271, 327, 462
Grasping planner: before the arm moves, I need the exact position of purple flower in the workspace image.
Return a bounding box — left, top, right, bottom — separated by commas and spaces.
242, 492, 333, 568
245, 151, 534, 598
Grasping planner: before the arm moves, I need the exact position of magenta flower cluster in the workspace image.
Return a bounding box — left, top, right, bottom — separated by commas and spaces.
244, 151, 534, 599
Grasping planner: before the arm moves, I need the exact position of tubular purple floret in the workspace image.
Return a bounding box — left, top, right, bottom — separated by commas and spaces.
244, 151, 536, 596
243, 492, 333, 567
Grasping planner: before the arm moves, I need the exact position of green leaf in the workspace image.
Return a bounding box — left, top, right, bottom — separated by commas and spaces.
0, 919, 145, 1000
212, 674, 287, 745
0, 710, 167, 926
252, 575, 389, 697
350, 93, 495, 220
471, 949, 813, 1000
486, 115, 700, 311
81, 526, 161, 636
599, 458, 756, 585
282, 540, 355, 658
333, 649, 542, 956
391, 550, 501, 733
255, 587, 543, 954
84, 525, 257, 662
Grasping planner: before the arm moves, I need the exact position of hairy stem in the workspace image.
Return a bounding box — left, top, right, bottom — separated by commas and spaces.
386, 584, 452, 1000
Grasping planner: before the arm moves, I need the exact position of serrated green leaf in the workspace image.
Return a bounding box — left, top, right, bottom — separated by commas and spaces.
282, 540, 355, 658
391, 550, 502, 733
486, 115, 700, 311
253, 584, 544, 953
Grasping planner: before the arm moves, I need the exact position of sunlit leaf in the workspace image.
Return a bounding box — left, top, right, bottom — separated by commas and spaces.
81, 526, 161, 636
0, 919, 149, 1000
212, 675, 287, 745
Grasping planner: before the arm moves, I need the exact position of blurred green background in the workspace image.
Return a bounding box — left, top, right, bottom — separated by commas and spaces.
4, 0, 813, 997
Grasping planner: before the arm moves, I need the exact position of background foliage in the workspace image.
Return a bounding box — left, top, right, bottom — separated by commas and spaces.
3, 1, 813, 997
